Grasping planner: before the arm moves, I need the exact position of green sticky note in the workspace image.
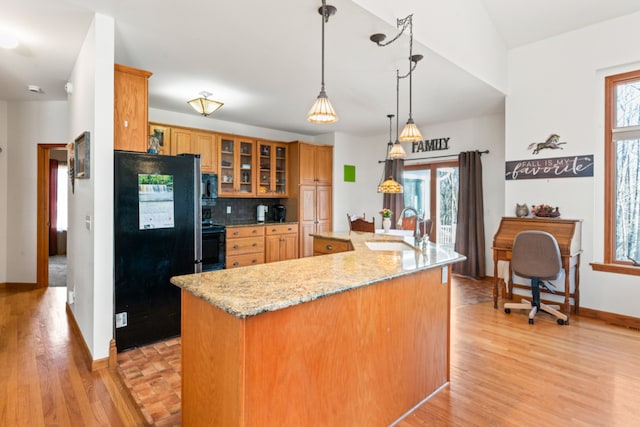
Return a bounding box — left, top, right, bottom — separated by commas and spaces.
344, 165, 356, 182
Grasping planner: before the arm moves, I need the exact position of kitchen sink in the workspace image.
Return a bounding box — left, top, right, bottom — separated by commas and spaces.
365, 241, 416, 252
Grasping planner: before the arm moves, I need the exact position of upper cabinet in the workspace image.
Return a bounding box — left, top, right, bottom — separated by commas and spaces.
299, 143, 333, 185
114, 64, 152, 152
149, 123, 217, 173
258, 140, 288, 197
219, 135, 256, 197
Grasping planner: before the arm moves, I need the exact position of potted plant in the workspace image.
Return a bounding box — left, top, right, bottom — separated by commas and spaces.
379, 208, 393, 232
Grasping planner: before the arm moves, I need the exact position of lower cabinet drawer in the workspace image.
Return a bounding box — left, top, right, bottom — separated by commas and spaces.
227, 237, 265, 256
226, 253, 265, 269
313, 237, 353, 255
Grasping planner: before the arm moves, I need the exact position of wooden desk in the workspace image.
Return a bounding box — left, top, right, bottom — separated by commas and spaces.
492, 217, 583, 319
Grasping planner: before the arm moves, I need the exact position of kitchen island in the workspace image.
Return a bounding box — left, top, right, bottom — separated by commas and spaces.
171, 231, 465, 426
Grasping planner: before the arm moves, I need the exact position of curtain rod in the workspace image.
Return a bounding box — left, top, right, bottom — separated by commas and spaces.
377, 149, 489, 163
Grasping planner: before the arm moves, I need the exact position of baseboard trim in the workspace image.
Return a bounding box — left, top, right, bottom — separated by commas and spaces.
65, 302, 111, 372
577, 307, 640, 331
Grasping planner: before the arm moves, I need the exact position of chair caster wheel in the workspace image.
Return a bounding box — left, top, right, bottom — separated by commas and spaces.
557, 319, 565, 325
504, 308, 511, 314
528, 318, 534, 325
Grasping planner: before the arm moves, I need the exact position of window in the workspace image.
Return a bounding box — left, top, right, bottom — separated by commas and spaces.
602, 70, 640, 273
403, 161, 458, 247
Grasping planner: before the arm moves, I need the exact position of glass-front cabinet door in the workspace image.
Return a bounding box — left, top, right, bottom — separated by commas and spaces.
258, 141, 288, 197
219, 135, 255, 196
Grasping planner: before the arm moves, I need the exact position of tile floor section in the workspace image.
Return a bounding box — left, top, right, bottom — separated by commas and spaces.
115, 276, 494, 426
117, 337, 182, 426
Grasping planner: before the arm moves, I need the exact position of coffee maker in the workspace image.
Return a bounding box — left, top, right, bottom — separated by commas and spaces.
272, 204, 286, 222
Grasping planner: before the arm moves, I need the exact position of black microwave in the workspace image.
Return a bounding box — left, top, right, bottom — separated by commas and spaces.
202, 173, 218, 201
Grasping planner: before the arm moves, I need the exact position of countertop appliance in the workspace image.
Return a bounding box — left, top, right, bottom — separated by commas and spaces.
114, 151, 202, 351
272, 204, 286, 222
257, 204, 268, 222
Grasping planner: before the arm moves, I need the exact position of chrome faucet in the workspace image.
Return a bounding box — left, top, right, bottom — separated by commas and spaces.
397, 207, 423, 247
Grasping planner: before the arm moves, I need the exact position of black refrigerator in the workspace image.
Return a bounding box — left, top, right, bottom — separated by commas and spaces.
114, 151, 202, 351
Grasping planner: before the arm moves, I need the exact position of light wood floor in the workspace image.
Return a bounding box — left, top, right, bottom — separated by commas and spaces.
2, 278, 640, 426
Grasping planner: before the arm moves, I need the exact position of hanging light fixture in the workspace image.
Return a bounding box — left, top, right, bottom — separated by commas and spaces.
370, 14, 423, 142
377, 114, 404, 194
388, 70, 406, 160
307, 0, 338, 124
188, 91, 223, 116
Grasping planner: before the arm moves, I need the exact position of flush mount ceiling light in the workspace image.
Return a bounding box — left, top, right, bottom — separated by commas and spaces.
377, 114, 404, 194
370, 14, 424, 142
307, 0, 338, 124
188, 91, 223, 116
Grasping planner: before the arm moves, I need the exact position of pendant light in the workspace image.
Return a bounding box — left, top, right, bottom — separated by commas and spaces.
188, 91, 223, 116
377, 114, 404, 194
307, 0, 338, 124
370, 14, 423, 142
398, 19, 423, 142
388, 70, 406, 159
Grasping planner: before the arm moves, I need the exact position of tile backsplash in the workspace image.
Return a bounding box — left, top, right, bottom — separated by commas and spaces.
203, 198, 284, 224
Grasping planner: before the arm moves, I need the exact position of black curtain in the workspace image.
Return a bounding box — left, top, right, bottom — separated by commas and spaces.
453, 151, 486, 278
382, 159, 405, 228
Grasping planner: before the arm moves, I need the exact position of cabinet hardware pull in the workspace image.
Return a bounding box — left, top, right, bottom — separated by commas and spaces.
233, 245, 240, 249
326, 245, 333, 250
252, 259, 257, 263
252, 243, 257, 247
272, 228, 277, 232
233, 231, 239, 235
233, 262, 239, 266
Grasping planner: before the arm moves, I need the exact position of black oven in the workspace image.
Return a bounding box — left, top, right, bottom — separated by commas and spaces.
202, 225, 225, 271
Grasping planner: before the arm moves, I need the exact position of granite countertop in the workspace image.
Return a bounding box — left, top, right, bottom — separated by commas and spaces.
171, 231, 465, 319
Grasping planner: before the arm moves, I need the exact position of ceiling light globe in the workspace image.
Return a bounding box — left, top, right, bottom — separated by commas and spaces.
307, 90, 338, 124
388, 141, 406, 159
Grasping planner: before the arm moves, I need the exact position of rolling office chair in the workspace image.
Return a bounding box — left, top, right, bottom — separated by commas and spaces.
503, 230, 568, 325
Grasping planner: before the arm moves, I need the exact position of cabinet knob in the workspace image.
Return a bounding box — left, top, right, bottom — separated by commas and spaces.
251, 259, 257, 264
233, 262, 239, 267
233, 244, 240, 249
272, 228, 277, 232
252, 243, 257, 247
252, 230, 257, 234
233, 231, 240, 236
326, 244, 333, 251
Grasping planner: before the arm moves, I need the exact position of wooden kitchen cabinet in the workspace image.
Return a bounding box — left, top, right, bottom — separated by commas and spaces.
226, 226, 265, 269
283, 142, 333, 257
164, 125, 217, 173
114, 64, 152, 152
257, 140, 288, 197
219, 135, 256, 197
298, 142, 333, 185
265, 224, 298, 263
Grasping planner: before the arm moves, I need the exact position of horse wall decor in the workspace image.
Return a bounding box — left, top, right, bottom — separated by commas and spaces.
528, 134, 567, 154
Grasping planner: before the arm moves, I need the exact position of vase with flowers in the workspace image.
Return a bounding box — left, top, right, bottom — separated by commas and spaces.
379, 208, 392, 232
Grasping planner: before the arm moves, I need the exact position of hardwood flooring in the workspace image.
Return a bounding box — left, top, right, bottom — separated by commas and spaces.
2, 277, 639, 426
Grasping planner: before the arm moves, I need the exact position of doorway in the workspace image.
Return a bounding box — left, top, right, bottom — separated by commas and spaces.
36, 144, 68, 288
403, 160, 459, 247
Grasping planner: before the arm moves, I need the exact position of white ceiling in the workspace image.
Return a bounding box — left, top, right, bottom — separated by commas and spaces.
2, 0, 640, 138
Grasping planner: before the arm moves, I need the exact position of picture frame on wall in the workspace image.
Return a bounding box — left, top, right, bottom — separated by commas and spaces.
67, 141, 75, 193
74, 131, 90, 179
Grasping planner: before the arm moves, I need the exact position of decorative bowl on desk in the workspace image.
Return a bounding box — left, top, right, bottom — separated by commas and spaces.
531, 204, 560, 218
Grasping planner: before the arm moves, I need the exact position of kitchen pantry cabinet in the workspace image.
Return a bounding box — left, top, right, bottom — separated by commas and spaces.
219, 135, 256, 197
265, 224, 298, 263
114, 64, 152, 152
257, 141, 288, 197
226, 226, 265, 269
283, 142, 333, 258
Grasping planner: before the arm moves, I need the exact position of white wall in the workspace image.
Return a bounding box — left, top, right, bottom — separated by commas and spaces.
5, 101, 68, 283
66, 13, 115, 360
352, 0, 507, 93
0, 101, 7, 282
506, 11, 640, 317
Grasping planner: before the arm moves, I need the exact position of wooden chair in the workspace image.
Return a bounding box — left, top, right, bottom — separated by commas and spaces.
348, 214, 375, 233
